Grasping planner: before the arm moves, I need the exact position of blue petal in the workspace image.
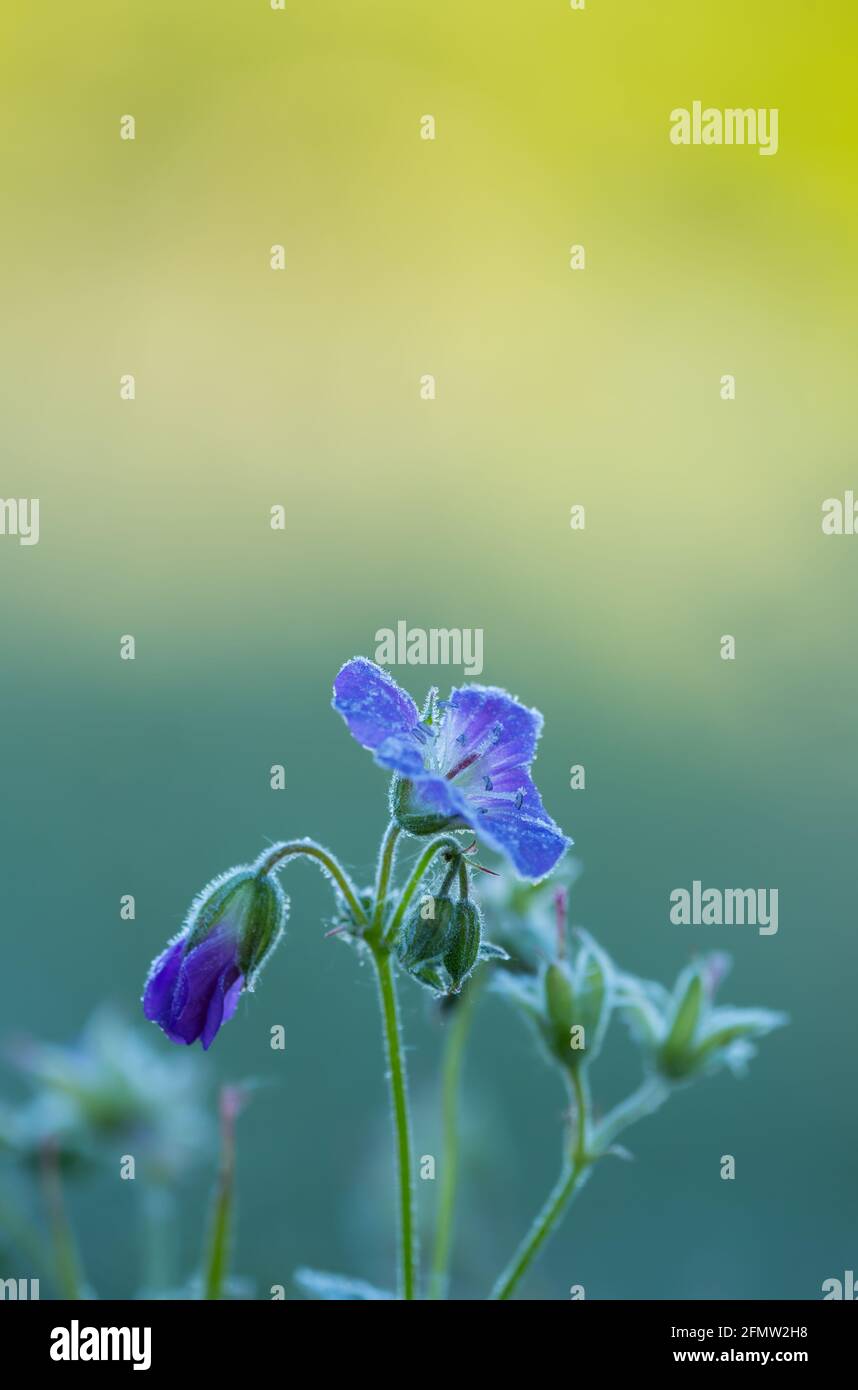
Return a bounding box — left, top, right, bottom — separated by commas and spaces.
470, 794, 570, 881
415, 770, 569, 879
168, 927, 241, 1046
200, 964, 244, 1050
373, 733, 428, 778
443, 686, 542, 773
333, 659, 420, 761
142, 939, 184, 1026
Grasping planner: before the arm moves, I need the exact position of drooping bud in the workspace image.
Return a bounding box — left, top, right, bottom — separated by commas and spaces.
396, 895, 454, 980
143, 866, 288, 1050
442, 900, 482, 993
184, 869, 285, 982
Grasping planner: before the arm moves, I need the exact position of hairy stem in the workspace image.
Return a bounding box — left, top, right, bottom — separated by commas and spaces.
371, 945, 417, 1299
368, 821, 401, 943
428, 976, 480, 1299
257, 839, 368, 928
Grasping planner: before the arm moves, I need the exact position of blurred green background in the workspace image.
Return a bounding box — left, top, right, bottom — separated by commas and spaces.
1, 0, 856, 1298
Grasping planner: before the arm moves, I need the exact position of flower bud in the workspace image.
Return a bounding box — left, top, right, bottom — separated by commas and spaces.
396, 895, 455, 976
618, 955, 788, 1083
442, 900, 482, 993
143, 866, 287, 1050
658, 966, 705, 1079
543, 961, 577, 1065
572, 931, 612, 1061
525, 934, 611, 1073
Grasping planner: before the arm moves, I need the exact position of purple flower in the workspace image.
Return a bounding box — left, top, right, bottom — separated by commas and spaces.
143, 868, 287, 1050
333, 658, 571, 880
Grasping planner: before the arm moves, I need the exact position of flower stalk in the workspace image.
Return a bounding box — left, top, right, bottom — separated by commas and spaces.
428, 977, 480, 1300
202, 1086, 245, 1300
259, 840, 368, 928
370, 944, 417, 1300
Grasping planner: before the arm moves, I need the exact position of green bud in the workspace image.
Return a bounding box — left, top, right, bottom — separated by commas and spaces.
647, 956, 788, 1082
236, 875, 286, 979
493, 932, 619, 1079
185, 869, 286, 982
396, 895, 455, 975
658, 968, 704, 1079
537, 935, 615, 1073
572, 931, 612, 1059
543, 962, 577, 1065
442, 900, 482, 993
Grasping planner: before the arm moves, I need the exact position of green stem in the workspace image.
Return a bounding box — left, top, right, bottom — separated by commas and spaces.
428, 975, 480, 1299
571, 1067, 588, 1162
490, 1069, 590, 1301
257, 839, 368, 928
40, 1142, 84, 1300
369, 821, 401, 942
383, 835, 463, 948
203, 1087, 243, 1300
489, 1072, 672, 1300
591, 1075, 670, 1153
371, 945, 417, 1299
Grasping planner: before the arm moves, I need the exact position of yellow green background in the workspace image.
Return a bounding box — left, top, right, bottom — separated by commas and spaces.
1, 1, 855, 1297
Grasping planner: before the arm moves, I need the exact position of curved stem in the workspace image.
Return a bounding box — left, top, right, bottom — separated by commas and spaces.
428, 975, 480, 1299
369, 821, 401, 942
371, 945, 417, 1299
490, 1069, 591, 1301
383, 835, 463, 948
257, 839, 368, 928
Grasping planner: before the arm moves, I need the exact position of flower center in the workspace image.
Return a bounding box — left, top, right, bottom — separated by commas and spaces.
443, 721, 503, 784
